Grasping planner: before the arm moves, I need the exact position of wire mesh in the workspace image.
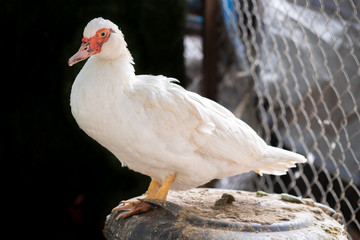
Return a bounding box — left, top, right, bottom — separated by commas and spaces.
211, 0, 360, 238
184, 35, 203, 91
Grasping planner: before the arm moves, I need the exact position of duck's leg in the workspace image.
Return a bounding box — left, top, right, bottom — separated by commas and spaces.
152, 173, 176, 200
113, 174, 176, 219
145, 178, 162, 199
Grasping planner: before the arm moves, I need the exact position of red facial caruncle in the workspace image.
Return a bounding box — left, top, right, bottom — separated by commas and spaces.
69, 28, 115, 66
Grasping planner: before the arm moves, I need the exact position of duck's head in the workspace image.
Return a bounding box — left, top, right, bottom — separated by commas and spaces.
69, 17, 130, 66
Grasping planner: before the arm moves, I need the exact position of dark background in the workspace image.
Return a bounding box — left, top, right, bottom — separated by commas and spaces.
7, 1, 185, 239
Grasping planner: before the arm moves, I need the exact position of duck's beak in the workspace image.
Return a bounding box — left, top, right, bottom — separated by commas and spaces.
68, 41, 96, 66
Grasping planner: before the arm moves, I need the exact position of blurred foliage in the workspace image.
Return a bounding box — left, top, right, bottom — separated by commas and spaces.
7, 0, 185, 239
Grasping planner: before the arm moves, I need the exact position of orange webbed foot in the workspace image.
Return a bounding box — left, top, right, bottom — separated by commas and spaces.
112, 200, 152, 220
112, 173, 176, 220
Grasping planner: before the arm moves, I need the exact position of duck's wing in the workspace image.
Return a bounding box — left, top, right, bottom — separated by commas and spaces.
132, 75, 267, 168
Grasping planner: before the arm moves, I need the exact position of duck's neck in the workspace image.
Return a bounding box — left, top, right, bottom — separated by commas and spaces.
85, 54, 136, 90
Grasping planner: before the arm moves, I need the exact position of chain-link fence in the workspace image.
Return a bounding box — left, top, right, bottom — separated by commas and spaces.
185, 0, 360, 238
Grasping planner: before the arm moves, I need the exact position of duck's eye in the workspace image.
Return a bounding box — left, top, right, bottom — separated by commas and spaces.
100, 32, 107, 37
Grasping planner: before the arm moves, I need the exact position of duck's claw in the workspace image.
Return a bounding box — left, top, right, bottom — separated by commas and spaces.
112, 200, 140, 213
112, 199, 153, 220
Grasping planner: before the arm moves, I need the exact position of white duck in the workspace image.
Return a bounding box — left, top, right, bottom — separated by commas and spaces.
69, 17, 307, 218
